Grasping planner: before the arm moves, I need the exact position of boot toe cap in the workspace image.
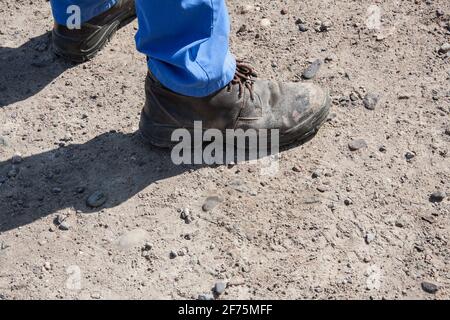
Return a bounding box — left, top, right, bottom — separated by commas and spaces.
277, 82, 330, 144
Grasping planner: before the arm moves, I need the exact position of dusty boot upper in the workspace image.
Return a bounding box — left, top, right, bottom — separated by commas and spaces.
52, 0, 136, 62
140, 61, 331, 148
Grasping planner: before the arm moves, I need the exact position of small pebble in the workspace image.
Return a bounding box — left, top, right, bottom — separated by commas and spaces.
240, 5, 254, 14
52, 187, 62, 194
363, 93, 380, 110
350, 92, 359, 101
180, 208, 190, 220
198, 293, 215, 301
142, 242, 153, 251
326, 112, 337, 122
317, 185, 330, 193
436, 9, 444, 17
184, 216, 194, 224
298, 24, 309, 32
236, 24, 247, 34
86, 191, 107, 208
348, 139, 368, 151
365, 232, 375, 244
405, 151, 416, 161
444, 127, 450, 136
395, 220, 405, 228
184, 234, 192, 240
44, 262, 52, 271
76, 187, 86, 194
91, 292, 101, 299
59, 221, 70, 231
324, 54, 337, 63
202, 196, 223, 212
302, 59, 322, 79
429, 191, 446, 203
315, 20, 332, 32
54, 215, 69, 230
312, 170, 322, 179
177, 248, 187, 257
421, 281, 439, 294
169, 250, 177, 259
438, 43, 450, 54
0, 242, 9, 250
320, 21, 333, 32
214, 282, 227, 295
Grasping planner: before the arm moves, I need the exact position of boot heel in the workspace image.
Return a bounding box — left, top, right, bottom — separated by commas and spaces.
139, 111, 176, 148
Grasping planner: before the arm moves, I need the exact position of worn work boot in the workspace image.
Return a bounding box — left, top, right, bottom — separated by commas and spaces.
139, 61, 331, 149
52, 0, 136, 63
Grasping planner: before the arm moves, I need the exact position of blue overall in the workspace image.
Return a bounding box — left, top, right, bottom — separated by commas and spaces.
50, 0, 236, 97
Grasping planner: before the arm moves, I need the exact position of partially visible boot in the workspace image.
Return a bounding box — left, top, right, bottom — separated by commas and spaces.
139, 60, 331, 149
52, 0, 136, 63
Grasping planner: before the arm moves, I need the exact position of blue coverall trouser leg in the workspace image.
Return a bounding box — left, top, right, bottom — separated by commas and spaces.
50, 0, 236, 97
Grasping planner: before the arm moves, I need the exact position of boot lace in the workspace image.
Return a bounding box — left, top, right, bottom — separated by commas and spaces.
227, 60, 257, 101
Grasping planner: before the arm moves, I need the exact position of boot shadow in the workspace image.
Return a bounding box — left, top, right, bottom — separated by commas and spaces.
0, 32, 72, 108
0, 131, 198, 233
0, 130, 324, 232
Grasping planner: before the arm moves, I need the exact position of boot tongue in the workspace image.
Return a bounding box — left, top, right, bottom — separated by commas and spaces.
238, 92, 262, 119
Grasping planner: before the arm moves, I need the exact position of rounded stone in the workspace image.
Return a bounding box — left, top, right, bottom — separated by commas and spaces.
169, 250, 178, 259
198, 293, 214, 301
86, 191, 107, 208
363, 93, 380, 110
298, 24, 309, 32
202, 196, 223, 212
302, 59, 322, 79
439, 43, 450, 54
214, 282, 226, 295
59, 221, 70, 231
421, 281, 439, 294
429, 191, 446, 203
348, 139, 368, 151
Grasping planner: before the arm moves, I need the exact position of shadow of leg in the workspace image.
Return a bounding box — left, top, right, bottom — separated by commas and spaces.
0, 131, 196, 233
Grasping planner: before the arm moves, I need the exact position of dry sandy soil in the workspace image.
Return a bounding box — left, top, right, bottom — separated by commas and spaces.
0, 0, 449, 300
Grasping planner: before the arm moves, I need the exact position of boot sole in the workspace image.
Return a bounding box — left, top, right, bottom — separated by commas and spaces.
52, 13, 136, 63
139, 93, 331, 151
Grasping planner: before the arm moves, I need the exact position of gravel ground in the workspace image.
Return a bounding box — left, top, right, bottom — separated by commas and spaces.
0, 0, 449, 300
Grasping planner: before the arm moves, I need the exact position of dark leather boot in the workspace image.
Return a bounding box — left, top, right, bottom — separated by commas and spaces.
139, 61, 331, 149
52, 0, 136, 63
